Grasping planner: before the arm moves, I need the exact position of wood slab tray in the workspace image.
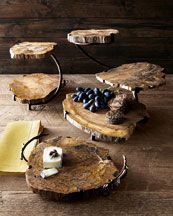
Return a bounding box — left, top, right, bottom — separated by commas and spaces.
67, 29, 119, 45
9, 73, 59, 105
63, 94, 149, 143
96, 62, 166, 91
26, 136, 127, 201
10, 42, 57, 59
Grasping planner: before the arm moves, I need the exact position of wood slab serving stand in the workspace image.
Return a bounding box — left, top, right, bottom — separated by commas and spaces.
9, 42, 63, 110
63, 62, 166, 143
67, 29, 119, 69
25, 136, 128, 201
96, 62, 166, 102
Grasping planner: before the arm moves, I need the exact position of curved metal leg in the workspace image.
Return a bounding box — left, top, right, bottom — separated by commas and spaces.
21, 133, 48, 162
50, 53, 63, 96
76, 44, 113, 69
132, 88, 141, 102
29, 53, 63, 109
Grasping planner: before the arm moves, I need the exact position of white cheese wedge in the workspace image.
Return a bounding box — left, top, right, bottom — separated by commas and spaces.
40, 168, 58, 179
43, 146, 63, 169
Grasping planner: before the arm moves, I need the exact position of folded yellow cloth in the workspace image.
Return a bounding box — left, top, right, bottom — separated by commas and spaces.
0, 120, 42, 174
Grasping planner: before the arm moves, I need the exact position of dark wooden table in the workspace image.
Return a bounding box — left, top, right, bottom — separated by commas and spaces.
0, 75, 172, 216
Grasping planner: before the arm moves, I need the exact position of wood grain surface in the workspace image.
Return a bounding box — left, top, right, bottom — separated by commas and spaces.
9, 73, 59, 104
0, 74, 172, 215
63, 94, 149, 141
0, 0, 172, 74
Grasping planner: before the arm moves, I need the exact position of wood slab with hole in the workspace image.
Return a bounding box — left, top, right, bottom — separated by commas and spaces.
67, 29, 119, 45
10, 42, 57, 59
96, 62, 166, 91
26, 136, 124, 201
63, 94, 149, 142
9, 73, 59, 104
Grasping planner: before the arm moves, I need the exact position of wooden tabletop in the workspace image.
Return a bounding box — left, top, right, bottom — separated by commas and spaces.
0, 74, 172, 216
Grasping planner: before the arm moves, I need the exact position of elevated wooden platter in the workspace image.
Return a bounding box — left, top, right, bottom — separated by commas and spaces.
9, 73, 59, 105
63, 94, 149, 142
96, 62, 166, 91
67, 29, 119, 45
10, 42, 57, 59
26, 136, 127, 201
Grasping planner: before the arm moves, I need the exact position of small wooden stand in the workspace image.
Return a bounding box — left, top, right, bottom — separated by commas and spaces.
9, 42, 63, 110
63, 94, 149, 143
67, 29, 119, 45
25, 136, 128, 201
96, 62, 166, 102
67, 29, 119, 69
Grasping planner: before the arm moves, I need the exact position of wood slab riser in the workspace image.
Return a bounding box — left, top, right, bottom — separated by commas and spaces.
64, 110, 131, 143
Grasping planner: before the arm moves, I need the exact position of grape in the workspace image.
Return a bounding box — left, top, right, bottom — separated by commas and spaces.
101, 101, 107, 109
73, 96, 78, 102
76, 87, 84, 92
104, 91, 112, 99
83, 98, 89, 104
95, 101, 101, 109
72, 94, 77, 99
76, 91, 82, 96
89, 104, 97, 112
95, 96, 102, 102
83, 99, 94, 110
102, 89, 110, 94
86, 89, 94, 96
88, 94, 95, 99
84, 88, 91, 92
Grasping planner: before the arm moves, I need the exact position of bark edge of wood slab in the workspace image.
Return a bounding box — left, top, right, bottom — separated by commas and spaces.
67, 29, 119, 45
63, 94, 149, 143
10, 42, 57, 59
96, 62, 166, 91
25, 136, 127, 201
9, 73, 59, 105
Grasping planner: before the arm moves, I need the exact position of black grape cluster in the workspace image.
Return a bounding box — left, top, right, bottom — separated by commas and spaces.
71, 87, 114, 112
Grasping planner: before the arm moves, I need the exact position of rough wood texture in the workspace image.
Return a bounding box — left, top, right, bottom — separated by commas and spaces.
9, 73, 59, 104
67, 29, 119, 45
26, 136, 121, 200
63, 94, 149, 142
0, 0, 173, 74
0, 74, 173, 215
10, 42, 57, 59
96, 62, 166, 91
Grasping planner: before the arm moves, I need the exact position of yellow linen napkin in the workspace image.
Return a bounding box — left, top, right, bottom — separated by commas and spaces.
0, 120, 42, 174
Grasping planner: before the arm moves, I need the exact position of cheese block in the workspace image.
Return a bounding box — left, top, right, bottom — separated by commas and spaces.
43, 146, 63, 169
0, 120, 43, 174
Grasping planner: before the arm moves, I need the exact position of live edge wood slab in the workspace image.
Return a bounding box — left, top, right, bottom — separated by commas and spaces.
63, 94, 149, 142
96, 62, 166, 91
0, 75, 172, 215
10, 42, 57, 59
67, 29, 119, 45
9, 73, 59, 105
26, 136, 124, 201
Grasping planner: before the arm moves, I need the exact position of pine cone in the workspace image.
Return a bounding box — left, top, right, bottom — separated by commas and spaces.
106, 110, 126, 125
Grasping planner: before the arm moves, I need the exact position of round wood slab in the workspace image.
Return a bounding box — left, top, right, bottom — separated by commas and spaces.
9, 73, 59, 104
96, 62, 166, 91
67, 29, 119, 45
63, 94, 149, 142
26, 136, 125, 200
10, 42, 57, 59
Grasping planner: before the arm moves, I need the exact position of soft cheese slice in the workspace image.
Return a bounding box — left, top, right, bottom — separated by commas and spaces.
43, 146, 63, 169
0, 120, 42, 174
40, 168, 58, 179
